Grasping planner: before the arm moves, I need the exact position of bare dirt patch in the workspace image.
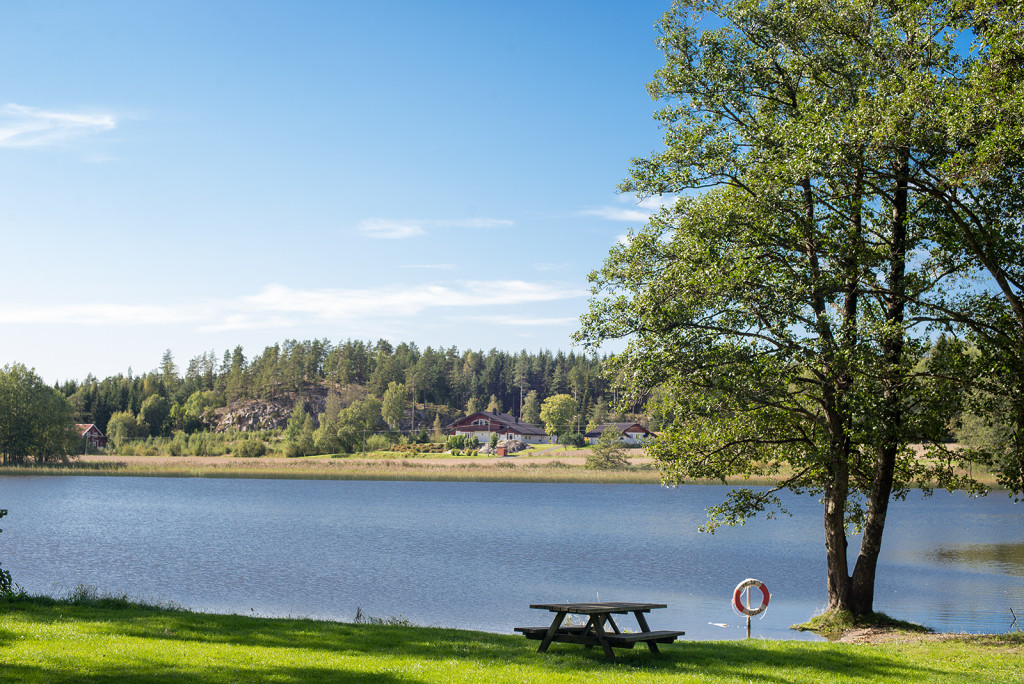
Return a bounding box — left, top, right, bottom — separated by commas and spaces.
836, 627, 1019, 648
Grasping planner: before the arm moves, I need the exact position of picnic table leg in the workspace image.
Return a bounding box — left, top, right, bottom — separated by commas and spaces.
633, 611, 660, 654
538, 611, 567, 653
589, 613, 616, 660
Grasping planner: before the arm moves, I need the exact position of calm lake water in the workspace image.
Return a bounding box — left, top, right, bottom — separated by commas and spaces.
0, 476, 1020, 641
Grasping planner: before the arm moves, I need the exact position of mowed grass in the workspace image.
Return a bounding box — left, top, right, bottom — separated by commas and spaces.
1, 596, 1020, 683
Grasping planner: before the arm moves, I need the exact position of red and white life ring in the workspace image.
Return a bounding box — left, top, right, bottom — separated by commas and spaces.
733, 578, 770, 616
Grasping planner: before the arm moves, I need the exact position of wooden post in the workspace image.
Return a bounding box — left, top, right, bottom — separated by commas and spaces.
745, 586, 751, 638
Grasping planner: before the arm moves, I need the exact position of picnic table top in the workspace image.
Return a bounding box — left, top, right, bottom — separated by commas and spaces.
529, 602, 667, 613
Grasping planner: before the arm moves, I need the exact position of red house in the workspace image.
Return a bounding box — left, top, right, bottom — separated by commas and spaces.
76, 424, 107, 448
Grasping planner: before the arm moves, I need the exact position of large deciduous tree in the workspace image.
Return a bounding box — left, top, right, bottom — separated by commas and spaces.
920, 2, 1024, 496
539, 394, 577, 438
576, 0, 1008, 621
0, 363, 78, 465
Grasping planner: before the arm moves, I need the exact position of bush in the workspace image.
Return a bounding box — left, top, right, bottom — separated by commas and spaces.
364, 434, 391, 452
389, 443, 445, 454
233, 439, 267, 458
561, 432, 587, 449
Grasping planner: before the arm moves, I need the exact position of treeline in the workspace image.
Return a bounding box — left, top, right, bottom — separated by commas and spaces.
57, 340, 638, 438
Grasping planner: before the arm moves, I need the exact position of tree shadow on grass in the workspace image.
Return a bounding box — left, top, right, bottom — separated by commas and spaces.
0, 663, 408, 684
1, 602, 958, 683
533, 639, 946, 682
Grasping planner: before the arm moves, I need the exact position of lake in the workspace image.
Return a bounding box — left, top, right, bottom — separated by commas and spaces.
0, 476, 1020, 641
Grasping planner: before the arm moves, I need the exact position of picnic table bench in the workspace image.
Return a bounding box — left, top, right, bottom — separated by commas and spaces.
515, 602, 684, 661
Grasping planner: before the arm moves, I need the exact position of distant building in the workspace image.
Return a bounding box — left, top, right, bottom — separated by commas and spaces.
583, 422, 652, 446
444, 411, 548, 445
76, 424, 107, 449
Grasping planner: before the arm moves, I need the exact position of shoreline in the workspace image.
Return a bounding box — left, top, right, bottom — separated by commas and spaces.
0, 453, 674, 484
0, 452, 1003, 489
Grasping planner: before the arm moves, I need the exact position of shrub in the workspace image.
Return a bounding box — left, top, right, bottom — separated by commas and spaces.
364, 434, 391, 452
389, 443, 445, 454
234, 439, 267, 458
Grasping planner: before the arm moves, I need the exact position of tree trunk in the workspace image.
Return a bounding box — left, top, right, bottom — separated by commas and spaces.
823, 462, 852, 613
849, 148, 909, 615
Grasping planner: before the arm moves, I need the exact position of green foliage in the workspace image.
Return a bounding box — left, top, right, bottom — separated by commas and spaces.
587, 397, 609, 432
585, 430, 630, 470
0, 364, 78, 465
233, 438, 267, 458
445, 435, 471, 451
56, 341, 634, 456
522, 390, 542, 426
138, 394, 171, 438
561, 432, 587, 450
575, 0, 1004, 617
336, 397, 384, 453
313, 392, 343, 455
363, 434, 391, 452
388, 443, 445, 454
539, 394, 577, 435
106, 410, 148, 450
380, 381, 407, 429
283, 407, 316, 458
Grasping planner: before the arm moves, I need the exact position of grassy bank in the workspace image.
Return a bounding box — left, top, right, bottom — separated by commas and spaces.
0, 595, 1019, 683
0, 458, 670, 484
0, 450, 1008, 488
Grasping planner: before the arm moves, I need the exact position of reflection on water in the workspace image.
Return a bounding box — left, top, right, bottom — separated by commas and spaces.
0, 477, 1020, 640
930, 543, 1024, 577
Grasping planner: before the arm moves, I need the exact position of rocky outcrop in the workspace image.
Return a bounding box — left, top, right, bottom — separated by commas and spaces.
207, 387, 461, 434
209, 387, 329, 432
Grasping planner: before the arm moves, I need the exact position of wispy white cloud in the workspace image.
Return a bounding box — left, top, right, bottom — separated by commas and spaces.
0, 103, 117, 148
0, 281, 586, 332
464, 314, 580, 327
357, 217, 513, 239
435, 218, 514, 229
534, 262, 570, 272
579, 195, 676, 223
0, 303, 198, 326
580, 206, 652, 222
356, 218, 425, 239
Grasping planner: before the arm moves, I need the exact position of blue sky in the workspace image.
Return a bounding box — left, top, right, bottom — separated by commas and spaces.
0, 0, 673, 383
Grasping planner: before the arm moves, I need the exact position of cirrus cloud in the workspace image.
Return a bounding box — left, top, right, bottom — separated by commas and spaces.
357, 216, 514, 239
579, 195, 677, 222
0, 280, 587, 333
0, 103, 118, 148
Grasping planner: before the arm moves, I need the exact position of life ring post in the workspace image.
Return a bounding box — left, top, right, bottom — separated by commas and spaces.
732, 578, 770, 638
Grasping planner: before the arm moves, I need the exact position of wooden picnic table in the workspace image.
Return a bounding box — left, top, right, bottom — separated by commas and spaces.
515, 602, 684, 661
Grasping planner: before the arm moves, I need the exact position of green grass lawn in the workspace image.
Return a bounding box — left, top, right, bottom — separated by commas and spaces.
1, 596, 1020, 683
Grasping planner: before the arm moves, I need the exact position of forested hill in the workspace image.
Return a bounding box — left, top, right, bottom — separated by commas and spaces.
55, 339, 638, 437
